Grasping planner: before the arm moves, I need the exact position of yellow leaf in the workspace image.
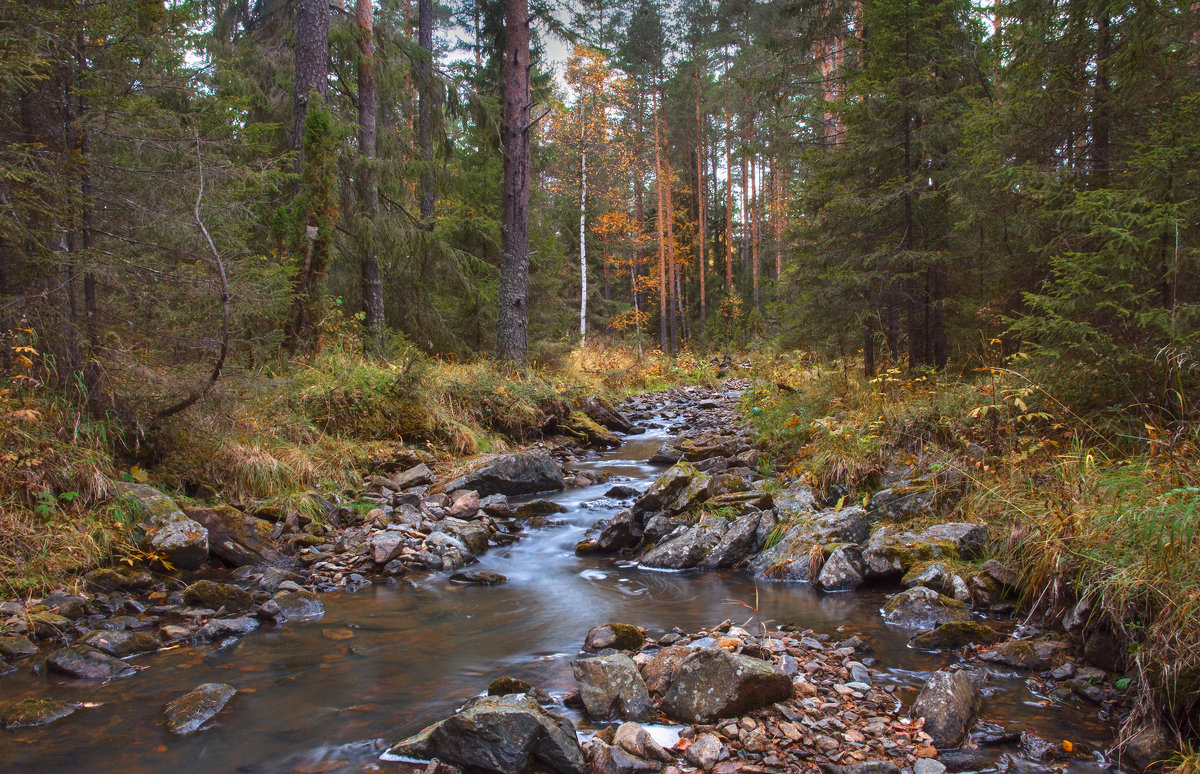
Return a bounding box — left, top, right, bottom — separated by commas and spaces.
15, 354, 32, 368
1062, 741, 1073, 752
6, 408, 40, 422
130, 465, 149, 483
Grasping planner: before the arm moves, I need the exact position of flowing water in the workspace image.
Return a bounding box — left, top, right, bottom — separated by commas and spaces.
0, 417, 1119, 774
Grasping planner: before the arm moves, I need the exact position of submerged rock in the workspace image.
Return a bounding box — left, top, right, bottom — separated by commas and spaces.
911, 670, 978, 748
387, 693, 585, 774
1, 698, 81, 729
449, 570, 508, 585
164, 682, 237, 735
660, 646, 793, 723
909, 621, 1003, 650
81, 630, 158, 658
272, 589, 325, 622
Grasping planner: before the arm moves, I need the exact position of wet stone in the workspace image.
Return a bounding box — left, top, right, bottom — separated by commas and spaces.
449, 571, 508, 585
1, 697, 81, 729
164, 682, 237, 735
182, 580, 253, 612
81, 629, 158, 658
0, 634, 36, 660
46, 645, 137, 681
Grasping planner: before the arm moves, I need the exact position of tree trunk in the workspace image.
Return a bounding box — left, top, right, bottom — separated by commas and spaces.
357, 0, 384, 344
579, 141, 588, 342
724, 107, 733, 293
695, 64, 707, 330
418, 0, 435, 222
750, 147, 760, 311
497, 0, 531, 361
293, 0, 330, 183
1090, 10, 1111, 188
863, 319, 875, 377
653, 92, 669, 354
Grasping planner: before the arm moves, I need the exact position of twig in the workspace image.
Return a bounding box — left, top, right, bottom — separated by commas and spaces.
150, 122, 230, 425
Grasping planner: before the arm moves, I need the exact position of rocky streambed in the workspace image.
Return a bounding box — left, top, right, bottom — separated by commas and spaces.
0, 382, 1142, 774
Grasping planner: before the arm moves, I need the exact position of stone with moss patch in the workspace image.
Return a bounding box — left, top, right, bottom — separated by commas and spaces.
488, 675, 533, 695
182, 580, 253, 611
1, 698, 80, 729
910, 621, 1003, 650
584, 623, 645, 652
881, 587, 970, 629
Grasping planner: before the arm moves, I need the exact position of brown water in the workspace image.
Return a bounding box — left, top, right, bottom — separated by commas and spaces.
0, 420, 1119, 774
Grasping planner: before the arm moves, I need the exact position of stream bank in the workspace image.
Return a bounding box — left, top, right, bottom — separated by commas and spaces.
0, 382, 1132, 774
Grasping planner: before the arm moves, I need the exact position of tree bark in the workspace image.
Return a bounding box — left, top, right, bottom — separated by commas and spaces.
357, 0, 385, 344
723, 106, 734, 293
293, 0, 330, 183
653, 92, 669, 354
497, 0, 531, 361
418, 0, 435, 222
695, 63, 707, 330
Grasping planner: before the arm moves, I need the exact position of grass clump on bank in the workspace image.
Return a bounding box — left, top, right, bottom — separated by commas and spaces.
0, 333, 717, 594
743, 351, 1200, 754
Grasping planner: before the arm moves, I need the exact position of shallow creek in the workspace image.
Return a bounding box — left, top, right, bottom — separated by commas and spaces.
0, 415, 1118, 774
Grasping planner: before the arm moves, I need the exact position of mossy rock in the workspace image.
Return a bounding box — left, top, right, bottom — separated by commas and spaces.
584, 623, 645, 652
488, 675, 533, 696
881, 586, 970, 628
910, 621, 1004, 650
182, 580, 253, 611
1, 698, 80, 729
562, 411, 621, 449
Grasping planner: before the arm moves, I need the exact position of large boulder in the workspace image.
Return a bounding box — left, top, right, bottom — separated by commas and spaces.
81, 630, 158, 658
882, 587, 970, 629
660, 647, 793, 723
640, 515, 728, 570
911, 670, 978, 748
114, 482, 208, 570
387, 693, 585, 774
917, 523, 988, 558
442, 451, 565, 497
749, 507, 871, 581
633, 462, 704, 515
584, 623, 645, 652
592, 510, 643, 553
186, 505, 293, 568
581, 396, 635, 433
699, 512, 761, 569
862, 527, 961, 582
164, 683, 237, 735
571, 654, 652, 721
816, 545, 865, 591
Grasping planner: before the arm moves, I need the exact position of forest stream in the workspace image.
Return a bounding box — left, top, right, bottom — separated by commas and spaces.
0, 393, 1122, 774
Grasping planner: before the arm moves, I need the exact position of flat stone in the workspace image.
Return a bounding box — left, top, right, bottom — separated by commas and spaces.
164, 682, 237, 735
46, 645, 137, 681
572, 654, 652, 721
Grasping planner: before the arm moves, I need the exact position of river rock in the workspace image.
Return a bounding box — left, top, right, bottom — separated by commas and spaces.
902, 562, 968, 600
660, 647, 793, 723
0, 634, 36, 660
81, 629, 158, 658
909, 621, 1003, 650
442, 450, 565, 497
370, 531, 407, 564
749, 507, 870, 580
584, 623, 645, 652
605, 485, 640, 499
594, 509, 643, 552
612, 722, 672, 762
440, 518, 491, 554
586, 739, 660, 774
641, 646, 691, 695
581, 396, 636, 433
83, 567, 148, 593
911, 670, 978, 748
196, 616, 259, 641
861, 526, 966, 581
272, 589, 325, 621
183, 580, 253, 611
115, 481, 208, 570
684, 733, 727, 770
46, 645, 137, 681
699, 512, 761, 569
633, 462, 703, 515
882, 587, 970, 628
978, 639, 1069, 670
917, 523, 988, 558
641, 514, 728, 570
819, 763, 901, 774
816, 545, 865, 591
488, 676, 533, 695
479, 493, 512, 517
387, 693, 585, 774
187, 505, 293, 568
572, 654, 652, 720
515, 499, 568, 518
448, 489, 481, 519
394, 463, 435, 489
1, 698, 81, 729
164, 682, 237, 735
450, 570, 508, 585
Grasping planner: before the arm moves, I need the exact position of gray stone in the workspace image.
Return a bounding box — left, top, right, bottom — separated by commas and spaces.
387, 693, 585, 774
370, 531, 407, 564
272, 589, 325, 622
586, 740, 660, 774
183, 580, 253, 611
699, 512, 761, 569
441, 451, 565, 497
881, 587, 970, 629
660, 647, 793, 723
449, 570, 508, 585
641, 515, 728, 570
633, 462, 703, 514
114, 481, 208, 570
196, 617, 259, 641
164, 683, 237, 735
911, 670, 978, 748
571, 654, 652, 721
584, 623, 645, 652
393, 463, 435, 489
81, 630, 157, 658
46, 645, 137, 681
914, 759, 947, 774
612, 722, 672, 762
816, 545, 864, 591
684, 733, 726, 770
187, 505, 293, 568
917, 523, 988, 558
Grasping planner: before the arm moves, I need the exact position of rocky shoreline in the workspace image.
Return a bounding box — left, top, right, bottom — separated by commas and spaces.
0, 380, 1154, 771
